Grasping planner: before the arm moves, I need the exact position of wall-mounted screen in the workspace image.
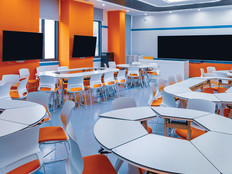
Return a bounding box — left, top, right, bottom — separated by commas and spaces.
158, 35, 232, 61
72, 35, 96, 58
2, 30, 43, 62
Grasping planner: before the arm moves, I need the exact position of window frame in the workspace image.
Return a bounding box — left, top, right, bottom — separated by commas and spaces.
39, 19, 58, 62
93, 20, 102, 59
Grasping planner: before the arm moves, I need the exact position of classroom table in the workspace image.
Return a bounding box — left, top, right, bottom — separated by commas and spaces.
95, 106, 232, 173
0, 100, 46, 137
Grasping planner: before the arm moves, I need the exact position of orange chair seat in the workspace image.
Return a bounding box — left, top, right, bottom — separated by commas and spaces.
39, 87, 59, 92
115, 79, 126, 83
83, 154, 117, 174
175, 127, 206, 140
27, 79, 38, 84
202, 87, 214, 94
7, 159, 40, 174
218, 107, 231, 118
103, 81, 115, 86
217, 87, 228, 93
129, 74, 139, 77
147, 126, 152, 134
147, 71, 158, 75
85, 84, 102, 88
10, 91, 26, 99
39, 127, 67, 143
150, 99, 163, 107
65, 87, 83, 92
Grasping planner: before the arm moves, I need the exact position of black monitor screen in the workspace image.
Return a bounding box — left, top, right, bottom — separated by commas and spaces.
72, 35, 96, 58
158, 35, 232, 61
2, 30, 43, 61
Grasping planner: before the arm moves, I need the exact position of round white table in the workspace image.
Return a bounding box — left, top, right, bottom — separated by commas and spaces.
94, 106, 232, 174
0, 100, 46, 137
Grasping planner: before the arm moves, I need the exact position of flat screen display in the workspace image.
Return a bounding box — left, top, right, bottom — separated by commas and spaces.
72, 35, 96, 58
158, 35, 232, 61
2, 30, 43, 61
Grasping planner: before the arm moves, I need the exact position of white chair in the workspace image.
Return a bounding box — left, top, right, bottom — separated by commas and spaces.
168, 76, 176, 85
147, 63, 160, 83
160, 90, 177, 108
0, 126, 44, 174
112, 97, 137, 110
26, 92, 52, 125
10, 79, 28, 99
200, 68, 205, 77
38, 75, 59, 110
127, 66, 142, 87
39, 100, 75, 163
65, 76, 86, 108
176, 74, 183, 82
187, 99, 216, 113
108, 61, 116, 68
19, 68, 38, 91
65, 127, 117, 174
103, 71, 117, 99
175, 99, 216, 140
85, 73, 105, 105
2, 74, 20, 89
116, 70, 128, 92
207, 66, 216, 73
0, 84, 11, 100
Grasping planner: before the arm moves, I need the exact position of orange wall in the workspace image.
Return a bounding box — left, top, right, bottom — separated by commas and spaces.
0, 0, 40, 79
190, 62, 232, 77
108, 11, 125, 64
59, 0, 94, 69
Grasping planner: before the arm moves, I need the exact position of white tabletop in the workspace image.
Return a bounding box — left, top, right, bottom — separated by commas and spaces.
191, 131, 232, 174
194, 114, 232, 134
174, 92, 221, 102
100, 107, 156, 121
0, 120, 28, 137
0, 100, 46, 137
94, 118, 148, 150
117, 64, 153, 69
0, 105, 46, 125
152, 107, 210, 120
214, 93, 232, 104
0, 100, 37, 109
113, 134, 220, 174
37, 68, 119, 78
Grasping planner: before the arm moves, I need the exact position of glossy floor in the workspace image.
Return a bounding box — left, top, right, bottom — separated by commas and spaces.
38, 85, 165, 174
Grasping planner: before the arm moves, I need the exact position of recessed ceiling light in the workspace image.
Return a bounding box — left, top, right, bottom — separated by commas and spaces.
145, 13, 147, 15
127, 10, 130, 12
169, 11, 172, 13
198, 8, 201, 11
102, 3, 105, 6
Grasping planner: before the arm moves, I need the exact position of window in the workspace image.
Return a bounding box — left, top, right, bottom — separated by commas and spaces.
39, 19, 58, 60
93, 21, 101, 58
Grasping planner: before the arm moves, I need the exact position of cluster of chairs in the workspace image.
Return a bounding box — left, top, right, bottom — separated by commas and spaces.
149, 70, 231, 139
0, 98, 117, 174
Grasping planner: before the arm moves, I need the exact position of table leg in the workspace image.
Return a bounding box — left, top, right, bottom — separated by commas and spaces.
141, 120, 148, 130
187, 121, 192, 140
115, 159, 123, 172
164, 118, 167, 136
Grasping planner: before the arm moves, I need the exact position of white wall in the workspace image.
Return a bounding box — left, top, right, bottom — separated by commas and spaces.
132, 8, 232, 57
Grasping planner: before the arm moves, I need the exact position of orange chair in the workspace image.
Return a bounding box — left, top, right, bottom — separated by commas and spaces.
175, 127, 206, 140
10, 79, 28, 99
150, 79, 165, 107
65, 129, 117, 174
201, 87, 214, 94
175, 99, 215, 140
39, 100, 75, 163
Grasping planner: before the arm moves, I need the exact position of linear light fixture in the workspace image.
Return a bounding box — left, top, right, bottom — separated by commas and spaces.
164, 0, 190, 3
